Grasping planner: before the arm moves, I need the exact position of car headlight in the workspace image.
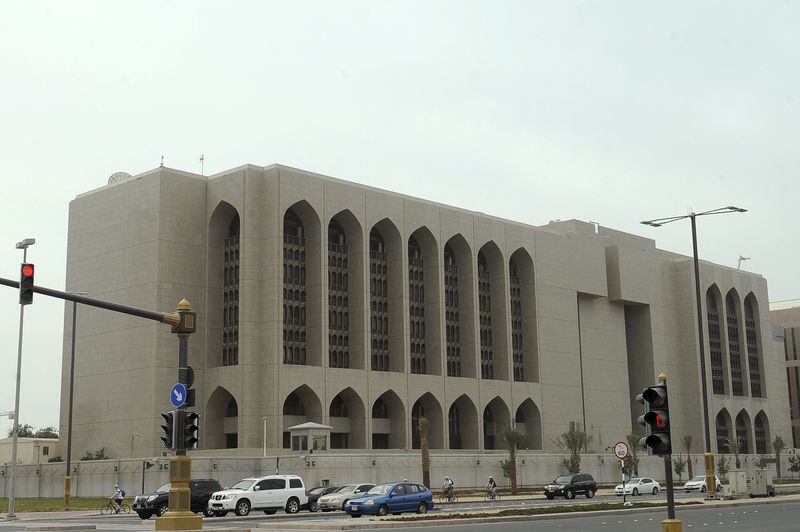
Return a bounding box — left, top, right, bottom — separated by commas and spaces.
365, 499, 375, 505
147, 495, 157, 502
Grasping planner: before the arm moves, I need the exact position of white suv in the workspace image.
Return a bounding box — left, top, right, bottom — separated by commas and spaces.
208, 475, 307, 517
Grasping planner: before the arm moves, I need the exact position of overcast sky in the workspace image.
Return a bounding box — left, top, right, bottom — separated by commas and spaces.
1, 1, 798, 438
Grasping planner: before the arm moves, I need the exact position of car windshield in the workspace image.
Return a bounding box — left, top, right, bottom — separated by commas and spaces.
554, 475, 572, 484
366, 484, 393, 496
336, 484, 357, 493
309, 487, 325, 495
629, 478, 642, 483
689, 476, 705, 482
155, 483, 171, 494
230, 479, 256, 490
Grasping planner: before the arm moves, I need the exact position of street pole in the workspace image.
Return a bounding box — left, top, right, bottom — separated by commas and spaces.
64, 292, 86, 511
263, 416, 268, 458
8, 238, 35, 520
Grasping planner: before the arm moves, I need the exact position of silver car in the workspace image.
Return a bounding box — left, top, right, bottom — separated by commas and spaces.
317, 483, 375, 511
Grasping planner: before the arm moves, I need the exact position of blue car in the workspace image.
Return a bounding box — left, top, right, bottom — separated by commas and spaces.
345, 481, 434, 517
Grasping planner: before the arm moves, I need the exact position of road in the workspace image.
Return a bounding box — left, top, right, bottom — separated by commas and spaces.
1, 493, 798, 531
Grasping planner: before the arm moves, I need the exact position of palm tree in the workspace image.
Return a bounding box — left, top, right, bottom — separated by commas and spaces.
625, 433, 640, 476
499, 426, 525, 494
682, 435, 694, 479
419, 416, 431, 488
772, 435, 786, 479
554, 422, 592, 474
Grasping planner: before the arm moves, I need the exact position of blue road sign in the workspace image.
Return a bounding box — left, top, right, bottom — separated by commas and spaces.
171, 383, 187, 408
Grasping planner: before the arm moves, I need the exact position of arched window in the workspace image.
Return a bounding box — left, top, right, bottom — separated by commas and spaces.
448, 405, 462, 449
444, 245, 461, 376
223, 215, 240, 366
408, 236, 426, 374
745, 296, 763, 397
510, 258, 524, 381
707, 289, 725, 394
370, 229, 389, 371
726, 292, 745, 396
328, 219, 349, 368
283, 210, 307, 365
478, 252, 493, 379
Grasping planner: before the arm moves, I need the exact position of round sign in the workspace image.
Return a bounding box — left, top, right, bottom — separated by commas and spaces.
613, 441, 630, 460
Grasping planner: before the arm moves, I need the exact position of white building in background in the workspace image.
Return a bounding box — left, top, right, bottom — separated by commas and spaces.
58, 164, 791, 464
0, 437, 60, 465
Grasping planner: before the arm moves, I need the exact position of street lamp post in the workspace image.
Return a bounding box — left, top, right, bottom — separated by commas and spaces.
64, 291, 87, 511
7, 238, 35, 520
641, 206, 746, 497
263, 417, 268, 458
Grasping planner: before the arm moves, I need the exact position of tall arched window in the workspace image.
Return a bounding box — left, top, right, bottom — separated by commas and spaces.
444, 245, 461, 377
735, 412, 750, 454
411, 401, 425, 449
283, 210, 307, 365
408, 236, 426, 374
715, 411, 730, 452
370, 229, 389, 371
754, 412, 769, 454
328, 219, 349, 368
726, 292, 745, 396
223, 215, 240, 366
478, 252, 493, 379
707, 289, 725, 394
745, 295, 763, 397
448, 405, 461, 449
510, 258, 524, 382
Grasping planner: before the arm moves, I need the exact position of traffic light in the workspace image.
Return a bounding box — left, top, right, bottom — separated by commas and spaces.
160, 411, 175, 450
19, 263, 34, 305
184, 411, 199, 449
636, 378, 672, 456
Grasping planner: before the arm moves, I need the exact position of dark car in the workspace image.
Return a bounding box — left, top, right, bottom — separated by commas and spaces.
304, 485, 339, 512
345, 481, 434, 517
544, 473, 597, 500
132, 479, 222, 519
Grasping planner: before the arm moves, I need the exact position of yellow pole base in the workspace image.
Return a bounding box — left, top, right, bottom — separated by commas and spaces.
662, 518, 683, 532
154, 511, 203, 531
64, 476, 71, 510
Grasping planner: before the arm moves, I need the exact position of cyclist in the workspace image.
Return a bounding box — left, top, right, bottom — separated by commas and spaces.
111, 484, 124, 514
486, 476, 497, 500
442, 476, 455, 501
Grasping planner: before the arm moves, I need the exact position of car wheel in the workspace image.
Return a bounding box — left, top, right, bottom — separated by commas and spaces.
157, 503, 169, 517
564, 489, 575, 499
377, 504, 389, 516
213, 511, 227, 517
417, 502, 428, 514
586, 489, 595, 499
632, 488, 639, 496
309, 501, 319, 512
235, 499, 251, 517
263, 509, 277, 515
653, 487, 659, 495
136, 512, 151, 520
285, 498, 300, 514
716, 484, 722, 492
202, 507, 214, 517
701, 485, 707, 493
545, 494, 554, 500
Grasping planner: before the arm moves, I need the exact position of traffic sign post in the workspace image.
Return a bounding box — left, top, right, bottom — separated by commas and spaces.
171, 383, 187, 408
613, 441, 631, 507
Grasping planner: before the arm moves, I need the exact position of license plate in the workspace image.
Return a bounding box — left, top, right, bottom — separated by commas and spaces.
351, 506, 358, 511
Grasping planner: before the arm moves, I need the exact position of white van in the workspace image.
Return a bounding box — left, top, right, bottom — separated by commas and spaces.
208, 474, 308, 517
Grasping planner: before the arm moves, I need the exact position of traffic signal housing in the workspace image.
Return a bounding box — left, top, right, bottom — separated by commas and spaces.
636, 377, 672, 456
160, 411, 175, 450
19, 263, 34, 305
184, 411, 199, 449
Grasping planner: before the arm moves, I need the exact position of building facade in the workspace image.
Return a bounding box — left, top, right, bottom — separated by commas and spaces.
59, 164, 791, 461
770, 300, 800, 448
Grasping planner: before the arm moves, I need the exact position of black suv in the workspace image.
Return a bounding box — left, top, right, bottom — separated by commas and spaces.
133, 479, 222, 519
544, 473, 597, 500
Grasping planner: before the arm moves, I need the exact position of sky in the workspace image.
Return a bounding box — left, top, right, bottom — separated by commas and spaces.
1, 0, 798, 438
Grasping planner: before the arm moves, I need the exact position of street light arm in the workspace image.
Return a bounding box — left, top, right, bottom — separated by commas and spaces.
641, 214, 692, 227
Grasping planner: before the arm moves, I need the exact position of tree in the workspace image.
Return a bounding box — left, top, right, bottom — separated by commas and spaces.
625, 433, 640, 476
418, 417, 430, 488
499, 426, 525, 494
721, 436, 742, 469
34, 426, 59, 438
7, 423, 34, 437
673, 454, 687, 482
554, 422, 592, 474
755, 455, 768, 469
772, 435, 786, 479
682, 435, 694, 479
80, 447, 109, 461
716, 454, 730, 479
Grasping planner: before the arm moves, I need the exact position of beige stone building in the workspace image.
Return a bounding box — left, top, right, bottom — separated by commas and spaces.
0, 437, 60, 466
770, 300, 800, 447
59, 164, 791, 461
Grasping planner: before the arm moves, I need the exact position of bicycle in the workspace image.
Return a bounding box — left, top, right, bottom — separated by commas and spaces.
438, 490, 458, 503
101, 498, 132, 515
483, 490, 501, 502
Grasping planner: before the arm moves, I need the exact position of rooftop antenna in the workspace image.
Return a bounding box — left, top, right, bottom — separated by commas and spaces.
160, 155, 164, 167
737, 255, 750, 270
200, 154, 205, 176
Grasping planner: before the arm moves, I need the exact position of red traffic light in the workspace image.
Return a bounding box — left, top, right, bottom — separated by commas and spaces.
19, 262, 35, 305
655, 414, 666, 429
22, 264, 34, 277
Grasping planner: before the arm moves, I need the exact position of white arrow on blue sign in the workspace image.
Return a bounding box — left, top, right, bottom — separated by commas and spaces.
171, 383, 187, 408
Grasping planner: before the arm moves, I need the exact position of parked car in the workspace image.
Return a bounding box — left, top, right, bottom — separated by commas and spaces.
132, 479, 221, 519
683, 475, 722, 493
345, 481, 434, 517
207, 474, 307, 516
543, 473, 597, 500
614, 477, 661, 496
318, 483, 375, 511
304, 485, 340, 512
